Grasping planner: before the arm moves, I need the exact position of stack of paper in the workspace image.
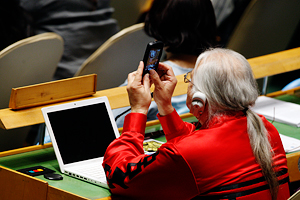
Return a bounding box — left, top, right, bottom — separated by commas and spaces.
279, 134, 300, 153
252, 96, 300, 127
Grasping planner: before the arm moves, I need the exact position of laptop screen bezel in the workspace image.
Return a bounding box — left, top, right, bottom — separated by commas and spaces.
41, 96, 120, 173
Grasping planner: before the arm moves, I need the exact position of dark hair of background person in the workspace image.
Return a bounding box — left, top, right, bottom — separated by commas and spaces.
144, 0, 217, 56
0, 0, 34, 51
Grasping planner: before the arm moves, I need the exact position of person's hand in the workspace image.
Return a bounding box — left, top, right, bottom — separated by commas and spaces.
150, 63, 177, 116
127, 61, 152, 115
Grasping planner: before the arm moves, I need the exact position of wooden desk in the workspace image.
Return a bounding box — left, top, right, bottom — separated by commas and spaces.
0, 47, 300, 199
0, 95, 299, 200
0, 92, 299, 200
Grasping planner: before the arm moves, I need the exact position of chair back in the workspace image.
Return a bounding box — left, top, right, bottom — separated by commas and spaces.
75, 23, 155, 90
0, 32, 63, 152
226, 0, 300, 59
289, 189, 300, 200
282, 78, 300, 91
0, 32, 64, 109
226, 0, 300, 94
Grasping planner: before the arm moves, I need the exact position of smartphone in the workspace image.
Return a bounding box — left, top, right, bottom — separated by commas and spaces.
142, 41, 164, 76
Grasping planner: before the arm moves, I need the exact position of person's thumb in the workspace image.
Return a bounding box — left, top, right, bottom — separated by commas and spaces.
149, 69, 162, 87
143, 73, 151, 91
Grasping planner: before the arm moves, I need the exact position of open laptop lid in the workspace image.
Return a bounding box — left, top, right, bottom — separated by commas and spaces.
41, 96, 120, 173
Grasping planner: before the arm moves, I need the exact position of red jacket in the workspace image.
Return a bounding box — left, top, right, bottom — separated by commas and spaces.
103, 110, 290, 199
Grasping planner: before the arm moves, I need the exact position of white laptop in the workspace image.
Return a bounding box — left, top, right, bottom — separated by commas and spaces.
41, 96, 120, 188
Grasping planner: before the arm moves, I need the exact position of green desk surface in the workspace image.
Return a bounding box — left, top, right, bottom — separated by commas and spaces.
0, 94, 299, 199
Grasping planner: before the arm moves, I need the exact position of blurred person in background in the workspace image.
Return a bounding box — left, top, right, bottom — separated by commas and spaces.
113, 0, 217, 128
20, 0, 119, 80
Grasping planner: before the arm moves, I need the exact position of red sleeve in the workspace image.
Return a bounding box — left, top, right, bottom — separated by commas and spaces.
157, 109, 196, 141
103, 112, 199, 199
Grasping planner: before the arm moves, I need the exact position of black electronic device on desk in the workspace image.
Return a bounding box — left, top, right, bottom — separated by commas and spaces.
17, 165, 63, 180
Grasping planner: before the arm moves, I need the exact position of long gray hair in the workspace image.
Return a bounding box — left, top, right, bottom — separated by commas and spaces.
193, 48, 278, 200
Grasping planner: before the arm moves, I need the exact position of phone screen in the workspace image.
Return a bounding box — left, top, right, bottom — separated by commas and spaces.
143, 41, 163, 76
144, 48, 162, 72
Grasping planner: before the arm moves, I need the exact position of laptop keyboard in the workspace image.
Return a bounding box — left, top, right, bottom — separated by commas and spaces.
75, 163, 106, 180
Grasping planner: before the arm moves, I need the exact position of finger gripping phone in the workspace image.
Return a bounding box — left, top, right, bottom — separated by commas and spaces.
142, 41, 164, 76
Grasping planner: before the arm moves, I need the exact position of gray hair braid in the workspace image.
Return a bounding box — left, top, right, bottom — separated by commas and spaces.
193, 48, 278, 200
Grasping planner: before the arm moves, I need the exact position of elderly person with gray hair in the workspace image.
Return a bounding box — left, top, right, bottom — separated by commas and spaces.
103, 48, 289, 200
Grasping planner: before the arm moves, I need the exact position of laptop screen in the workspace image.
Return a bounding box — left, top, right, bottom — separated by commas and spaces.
47, 102, 117, 165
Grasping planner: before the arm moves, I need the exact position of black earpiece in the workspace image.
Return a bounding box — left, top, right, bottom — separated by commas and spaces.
192, 92, 206, 115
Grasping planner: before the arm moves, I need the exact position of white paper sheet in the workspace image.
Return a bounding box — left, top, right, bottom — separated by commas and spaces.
279, 134, 300, 153
252, 96, 300, 127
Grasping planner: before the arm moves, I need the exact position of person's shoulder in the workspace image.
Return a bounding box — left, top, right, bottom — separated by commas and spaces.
162, 60, 192, 75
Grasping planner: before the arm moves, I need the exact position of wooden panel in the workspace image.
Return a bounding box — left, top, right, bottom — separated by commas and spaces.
0, 74, 187, 130
0, 86, 127, 130
47, 186, 89, 200
286, 152, 300, 182
266, 86, 300, 98
0, 166, 48, 200
248, 47, 300, 79
1, 47, 300, 130
9, 74, 96, 110
96, 197, 112, 200
0, 143, 52, 158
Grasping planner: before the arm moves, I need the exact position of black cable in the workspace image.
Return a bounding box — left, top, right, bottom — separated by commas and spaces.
114, 107, 131, 121
114, 92, 154, 121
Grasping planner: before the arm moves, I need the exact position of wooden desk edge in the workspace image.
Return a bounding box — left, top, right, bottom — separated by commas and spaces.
47, 185, 89, 200
286, 152, 300, 182
266, 86, 300, 97
0, 165, 93, 200
0, 165, 48, 200
96, 197, 111, 200
0, 75, 187, 130
0, 143, 53, 158
249, 47, 300, 79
